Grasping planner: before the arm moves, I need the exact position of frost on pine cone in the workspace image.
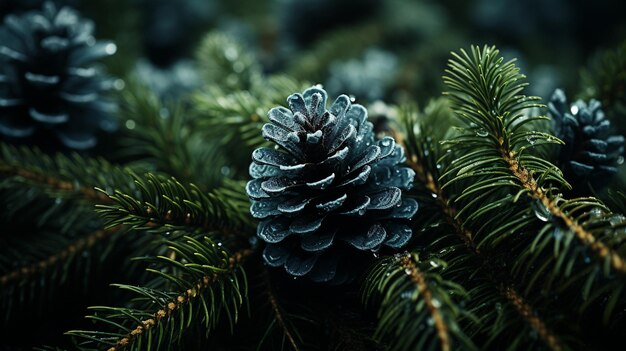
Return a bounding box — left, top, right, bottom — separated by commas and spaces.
548, 89, 625, 187
246, 86, 417, 284
0, 2, 117, 149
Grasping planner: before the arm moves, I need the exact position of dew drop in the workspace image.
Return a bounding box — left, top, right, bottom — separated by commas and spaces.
372, 250, 380, 259
590, 207, 603, 218
105, 43, 117, 55
431, 298, 442, 308
617, 156, 624, 165
113, 79, 125, 90
431, 193, 438, 199
224, 47, 238, 61
125, 119, 136, 130
476, 129, 488, 137
552, 227, 564, 241
532, 200, 551, 222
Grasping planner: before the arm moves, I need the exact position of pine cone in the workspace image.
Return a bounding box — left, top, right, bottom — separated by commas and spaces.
548, 89, 625, 187
247, 86, 417, 284
0, 2, 117, 149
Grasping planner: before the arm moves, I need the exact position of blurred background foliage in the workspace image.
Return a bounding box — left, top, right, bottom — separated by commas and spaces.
3, 0, 624, 104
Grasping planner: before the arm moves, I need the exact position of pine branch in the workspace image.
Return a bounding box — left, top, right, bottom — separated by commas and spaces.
364, 252, 477, 351
0, 162, 109, 204
400, 254, 453, 351
0, 225, 122, 287
442, 45, 626, 329
96, 174, 254, 236
408, 152, 563, 350
395, 102, 565, 350
192, 73, 308, 176
106, 248, 252, 351
443, 45, 626, 271
502, 149, 625, 272
66, 236, 252, 351
116, 80, 225, 187
0, 143, 138, 204
498, 285, 562, 351
0, 185, 122, 327
195, 32, 261, 93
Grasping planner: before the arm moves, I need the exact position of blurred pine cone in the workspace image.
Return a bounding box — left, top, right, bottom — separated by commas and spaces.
0, 2, 117, 149
548, 89, 625, 188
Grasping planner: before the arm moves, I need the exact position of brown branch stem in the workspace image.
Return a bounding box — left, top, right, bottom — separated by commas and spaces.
0, 164, 112, 204
501, 147, 626, 273
399, 253, 451, 351
401, 143, 563, 351
107, 248, 253, 351
0, 225, 123, 287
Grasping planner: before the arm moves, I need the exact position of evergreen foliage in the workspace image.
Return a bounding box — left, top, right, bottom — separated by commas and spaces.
580, 40, 626, 135
1, 3, 626, 349
66, 235, 251, 351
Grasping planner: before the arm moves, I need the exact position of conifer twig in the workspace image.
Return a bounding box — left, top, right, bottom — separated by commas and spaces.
501, 144, 626, 273
405, 155, 476, 251
0, 164, 112, 204
397, 134, 563, 351
106, 248, 253, 351
399, 253, 451, 351
499, 285, 562, 351
0, 225, 123, 287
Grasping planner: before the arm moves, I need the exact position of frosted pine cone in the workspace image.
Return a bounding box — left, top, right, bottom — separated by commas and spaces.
247, 86, 417, 283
